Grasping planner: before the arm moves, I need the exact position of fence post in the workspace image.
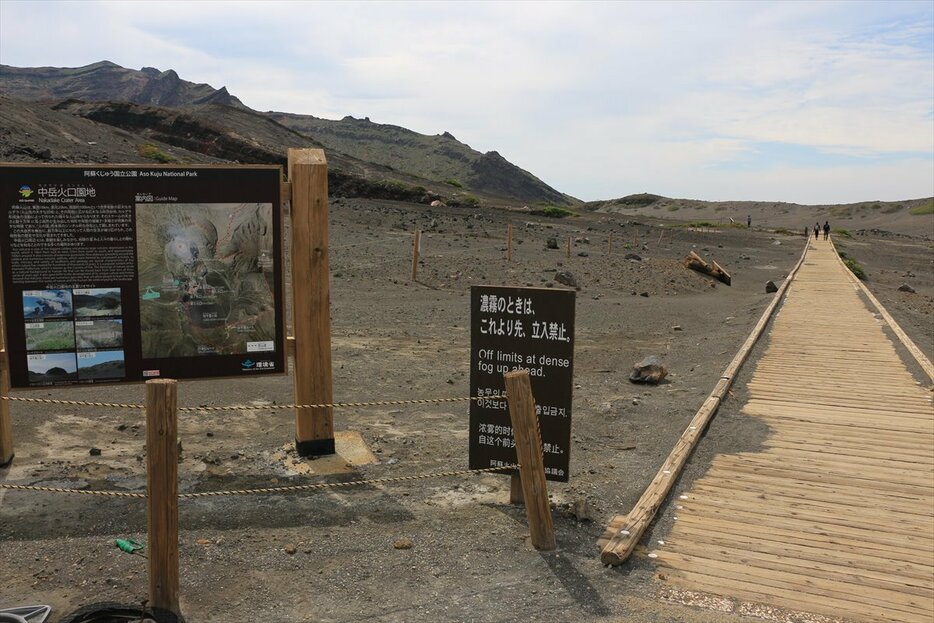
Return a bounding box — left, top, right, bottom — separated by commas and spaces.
0, 349, 12, 466
288, 148, 335, 456
146, 379, 179, 615
608, 233, 612, 255
504, 369, 556, 550
566, 235, 571, 259
0, 259, 12, 466
412, 229, 421, 281
507, 224, 513, 262
509, 473, 524, 504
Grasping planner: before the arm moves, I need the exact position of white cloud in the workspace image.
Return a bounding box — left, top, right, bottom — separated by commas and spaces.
1, 0, 931, 204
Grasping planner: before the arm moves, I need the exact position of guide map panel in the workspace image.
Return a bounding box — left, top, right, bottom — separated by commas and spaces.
0, 165, 285, 388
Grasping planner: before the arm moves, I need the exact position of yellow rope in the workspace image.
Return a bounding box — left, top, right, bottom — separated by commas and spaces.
0, 395, 481, 411
0, 465, 516, 499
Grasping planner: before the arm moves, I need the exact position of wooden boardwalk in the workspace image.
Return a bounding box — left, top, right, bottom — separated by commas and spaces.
652, 238, 934, 622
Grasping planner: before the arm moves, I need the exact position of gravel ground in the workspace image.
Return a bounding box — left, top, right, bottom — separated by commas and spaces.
1, 200, 929, 622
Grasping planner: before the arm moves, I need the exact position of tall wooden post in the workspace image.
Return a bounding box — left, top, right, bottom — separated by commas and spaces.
507, 224, 513, 262
504, 369, 556, 550
509, 473, 524, 504
608, 233, 613, 255
411, 229, 421, 281
0, 262, 12, 466
0, 349, 12, 467
566, 236, 571, 259
288, 148, 335, 456
146, 379, 179, 615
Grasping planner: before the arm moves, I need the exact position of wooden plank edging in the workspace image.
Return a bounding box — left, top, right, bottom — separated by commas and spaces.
829, 237, 934, 381
598, 240, 811, 564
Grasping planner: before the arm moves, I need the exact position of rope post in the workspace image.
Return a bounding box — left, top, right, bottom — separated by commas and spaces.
0, 349, 12, 467
146, 379, 179, 615
411, 229, 421, 281
607, 233, 612, 255
504, 369, 555, 551
566, 235, 571, 259
509, 473, 524, 504
288, 148, 335, 457
0, 257, 12, 466
507, 224, 513, 262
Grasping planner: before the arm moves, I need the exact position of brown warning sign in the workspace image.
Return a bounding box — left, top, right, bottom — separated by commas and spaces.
469, 286, 575, 482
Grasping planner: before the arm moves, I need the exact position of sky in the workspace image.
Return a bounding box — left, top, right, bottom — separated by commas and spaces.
1, 0, 932, 204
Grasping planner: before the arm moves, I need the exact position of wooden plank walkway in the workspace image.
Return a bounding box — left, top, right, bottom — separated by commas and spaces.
652, 238, 934, 623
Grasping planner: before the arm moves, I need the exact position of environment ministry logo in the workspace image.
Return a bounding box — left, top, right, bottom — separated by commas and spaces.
242, 359, 256, 370
18, 185, 33, 198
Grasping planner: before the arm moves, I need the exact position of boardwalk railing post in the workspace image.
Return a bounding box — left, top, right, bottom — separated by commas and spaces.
412, 229, 421, 281
504, 369, 556, 550
288, 148, 335, 456
146, 379, 179, 615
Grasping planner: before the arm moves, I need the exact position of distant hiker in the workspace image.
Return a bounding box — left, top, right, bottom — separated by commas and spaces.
814, 223, 820, 240
823, 221, 830, 240
747, 215, 751, 228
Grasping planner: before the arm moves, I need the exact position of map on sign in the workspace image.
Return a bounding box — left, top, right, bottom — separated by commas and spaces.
135, 202, 277, 358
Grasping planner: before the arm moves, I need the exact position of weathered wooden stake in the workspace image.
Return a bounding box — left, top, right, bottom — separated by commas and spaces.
146, 379, 179, 615
288, 148, 335, 456
507, 224, 513, 262
0, 349, 12, 467
504, 369, 556, 550
607, 233, 613, 255
566, 235, 571, 258
412, 229, 421, 281
0, 263, 12, 466
509, 473, 524, 504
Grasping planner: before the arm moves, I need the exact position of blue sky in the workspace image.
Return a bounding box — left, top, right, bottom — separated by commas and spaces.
1, 0, 931, 204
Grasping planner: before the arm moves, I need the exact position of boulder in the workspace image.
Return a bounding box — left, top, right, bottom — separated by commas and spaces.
624, 253, 642, 261
555, 271, 578, 288
629, 356, 668, 384
546, 237, 559, 249
897, 284, 916, 293
430, 199, 446, 207
765, 280, 778, 293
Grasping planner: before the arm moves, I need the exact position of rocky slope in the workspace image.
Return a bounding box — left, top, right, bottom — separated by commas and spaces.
0, 61, 572, 205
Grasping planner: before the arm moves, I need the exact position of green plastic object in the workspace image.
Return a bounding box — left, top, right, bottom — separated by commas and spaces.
115, 538, 144, 554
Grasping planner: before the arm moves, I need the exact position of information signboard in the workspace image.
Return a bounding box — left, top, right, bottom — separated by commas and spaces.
0, 164, 285, 388
469, 286, 575, 482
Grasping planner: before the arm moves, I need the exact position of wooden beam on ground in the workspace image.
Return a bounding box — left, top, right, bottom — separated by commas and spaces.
504, 369, 555, 550
146, 379, 180, 615
684, 251, 731, 285
288, 148, 335, 457
599, 241, 810, 564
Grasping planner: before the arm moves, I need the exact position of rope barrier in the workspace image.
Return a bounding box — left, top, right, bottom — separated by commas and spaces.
0, 465, 516, 499
0, 395, 481, 411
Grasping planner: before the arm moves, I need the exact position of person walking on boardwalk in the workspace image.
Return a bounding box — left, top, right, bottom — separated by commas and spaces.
823, 221, 830, 240
814, 223, 820, 240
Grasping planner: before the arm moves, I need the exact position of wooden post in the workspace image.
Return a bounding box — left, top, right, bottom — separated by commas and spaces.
507, 224, 513, 262
504, 369, 555, 551
146, 379, 179, 615
566, 235, 571, 258
607, 233, 612, 255
0, 349, 12, 467
0, 260, 12, 465
288, 148, 335, 456
509, 473, 524, 504
411, 229, 421, 281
